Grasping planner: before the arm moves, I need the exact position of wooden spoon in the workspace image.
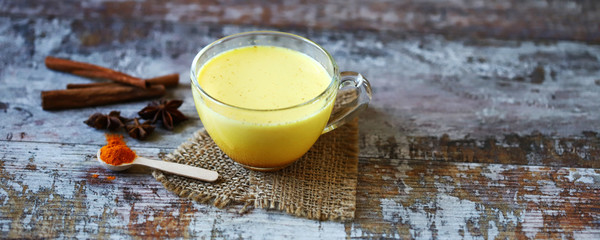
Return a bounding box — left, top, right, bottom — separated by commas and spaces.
97, 149, 218, 182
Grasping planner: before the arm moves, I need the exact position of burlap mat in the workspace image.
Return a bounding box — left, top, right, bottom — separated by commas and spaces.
152, 118, 359, 221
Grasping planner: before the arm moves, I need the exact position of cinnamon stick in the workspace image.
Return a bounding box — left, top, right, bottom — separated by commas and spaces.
45, 56, 149, 89
45, 56, 115, 73
41, 85, 165, 110
143, 73, 179, 88
66, 73, 179, 89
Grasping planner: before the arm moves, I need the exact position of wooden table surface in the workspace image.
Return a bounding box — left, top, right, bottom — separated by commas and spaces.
1, 0, 600, 239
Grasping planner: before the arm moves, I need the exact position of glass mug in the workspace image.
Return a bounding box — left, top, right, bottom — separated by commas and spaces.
190, 31, 372, 171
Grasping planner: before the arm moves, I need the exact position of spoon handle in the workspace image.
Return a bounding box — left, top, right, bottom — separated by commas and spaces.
135, 157, 219, 182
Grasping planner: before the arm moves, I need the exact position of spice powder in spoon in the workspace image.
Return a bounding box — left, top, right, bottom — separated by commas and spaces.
100, 134, 136, 166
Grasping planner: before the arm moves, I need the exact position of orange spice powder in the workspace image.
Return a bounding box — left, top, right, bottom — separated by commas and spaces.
100, 134, 136, 166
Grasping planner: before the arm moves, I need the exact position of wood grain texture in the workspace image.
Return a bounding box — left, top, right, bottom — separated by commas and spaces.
1, 0, 599, 42
354, 158, 600, 239
2, 143, 599, 238
1, 0, 600, 239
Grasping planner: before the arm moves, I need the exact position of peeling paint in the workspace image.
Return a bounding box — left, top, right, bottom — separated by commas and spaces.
565, 168, 599, 184
355, 157, 600, 238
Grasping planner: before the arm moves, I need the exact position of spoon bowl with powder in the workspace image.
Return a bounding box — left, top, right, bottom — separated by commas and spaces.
96, 149, 219, 182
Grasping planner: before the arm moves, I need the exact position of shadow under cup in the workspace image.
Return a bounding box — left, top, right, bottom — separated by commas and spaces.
190, 31, 345, 171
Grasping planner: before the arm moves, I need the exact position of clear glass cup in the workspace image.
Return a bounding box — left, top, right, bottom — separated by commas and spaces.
190, 31, 372, 171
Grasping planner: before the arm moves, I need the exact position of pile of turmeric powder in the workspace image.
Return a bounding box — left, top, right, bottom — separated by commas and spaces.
99, 134, 136, 166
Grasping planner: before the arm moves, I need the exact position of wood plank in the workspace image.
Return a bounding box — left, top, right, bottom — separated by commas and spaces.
1, 142, 599, 238
1, 16, 599, 167
1, 0, 599, 42
353, 158, 600, 239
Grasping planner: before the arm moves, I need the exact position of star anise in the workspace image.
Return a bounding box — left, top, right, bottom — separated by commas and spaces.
125, 118, 155, 140
138, 99, 188, 130
84, 111, 130, 131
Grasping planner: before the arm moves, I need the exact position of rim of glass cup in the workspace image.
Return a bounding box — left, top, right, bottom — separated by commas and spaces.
190, 31, 339, 112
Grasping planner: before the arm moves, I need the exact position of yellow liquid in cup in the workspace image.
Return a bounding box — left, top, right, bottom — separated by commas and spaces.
193, 46, 335, 169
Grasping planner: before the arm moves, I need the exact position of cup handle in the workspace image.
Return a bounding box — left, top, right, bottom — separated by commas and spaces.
322, 71, 373, 134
